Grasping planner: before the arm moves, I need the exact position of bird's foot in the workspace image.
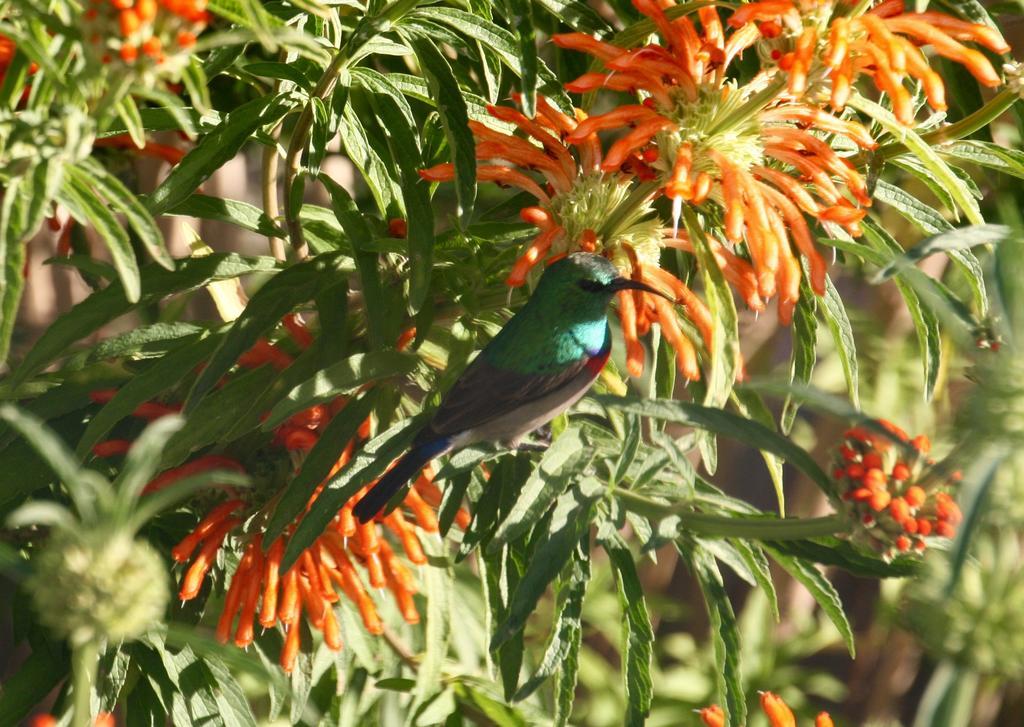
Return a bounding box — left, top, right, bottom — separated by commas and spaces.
533, 424, 553, 446
513, 440, 549, 453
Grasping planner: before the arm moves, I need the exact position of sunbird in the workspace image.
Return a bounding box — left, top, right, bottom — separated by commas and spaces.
353, 253, 673, 522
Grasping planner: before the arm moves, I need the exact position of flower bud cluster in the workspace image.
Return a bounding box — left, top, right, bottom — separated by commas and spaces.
82, 0, 207, 76
833, 421, 961, 558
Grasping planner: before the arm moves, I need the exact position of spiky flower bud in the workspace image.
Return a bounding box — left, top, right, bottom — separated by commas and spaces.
27, 529, 168, 647
903, 532, 1024, 679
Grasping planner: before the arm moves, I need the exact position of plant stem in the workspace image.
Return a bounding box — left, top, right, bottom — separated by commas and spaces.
869, 89, 1020, 162
615, 488, 850, 540
71, 640, 99, 727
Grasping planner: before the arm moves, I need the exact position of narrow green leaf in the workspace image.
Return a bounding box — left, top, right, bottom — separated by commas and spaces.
263, 351, 416, 429
874, 224, 1011, 281
0, 178, 26, 364
594, 394, 835, 496
146, 93, 295, 215
489, 427, 591, 549
767, 547, 856, 656
76, 332, 223, 457
263, 391, 377, 544
409, 37, 476, 226
491, 478, 601, 649
818, 274, 859, 408
59, 171, 140, 302
164, 194, 284, 237
10, 254, 278, 387
410, 535, 453, 723
602, 534, 653, 726
689, 544, 746, 727
186, 252, 350, 411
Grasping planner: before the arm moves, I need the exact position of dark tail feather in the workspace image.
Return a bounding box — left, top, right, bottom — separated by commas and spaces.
353, 438, 450, 523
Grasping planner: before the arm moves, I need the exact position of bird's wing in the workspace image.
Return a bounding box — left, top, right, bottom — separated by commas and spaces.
415, 352, 601, 444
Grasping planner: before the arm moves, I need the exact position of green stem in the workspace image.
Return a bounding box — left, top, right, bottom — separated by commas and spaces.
283, 0, 419, 258
615, 489, 850, 540
869, 89, 1020, 162
71, 640, 99, 727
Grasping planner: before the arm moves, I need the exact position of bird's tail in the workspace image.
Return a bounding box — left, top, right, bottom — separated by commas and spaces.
352, 438, 451, 523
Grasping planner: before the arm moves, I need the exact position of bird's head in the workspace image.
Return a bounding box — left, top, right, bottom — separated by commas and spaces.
535, 253, 673, 312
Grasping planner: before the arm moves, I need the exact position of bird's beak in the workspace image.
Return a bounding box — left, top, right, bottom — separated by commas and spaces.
607, 277, 675, 302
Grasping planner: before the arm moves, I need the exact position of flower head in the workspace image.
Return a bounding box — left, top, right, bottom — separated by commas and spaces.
730, 0, 1010, 123
421, 97, 714, 380
701, 692, 834, 727
832, 420, 961, 558
82, 0, 208, 76
554, 1, 876, 324
92, 316, 469, 671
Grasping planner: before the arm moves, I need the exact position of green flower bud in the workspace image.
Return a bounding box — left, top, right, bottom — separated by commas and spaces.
27, 529, 169, 647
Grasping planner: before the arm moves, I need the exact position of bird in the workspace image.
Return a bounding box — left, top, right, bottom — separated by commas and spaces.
352, 252, 673, 522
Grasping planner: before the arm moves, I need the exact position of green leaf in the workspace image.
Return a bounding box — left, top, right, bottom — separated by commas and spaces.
489, 426, 591, 550
263, 391, 377, 544
0, 178, 26, 365
602, 534, 653, 726
782, 292, 817, 433
819, 274, 859, 408
765, 536, 920, 578
10, 253, 278, 387
534, 0, 612, 36
364, 80, 434, 313
851, 94, 983, 225
75, 158, 173, 270
58, 168, 140, 303
593, 395, 835, 496
263, 351, 416, 429
76, 331, 223, 457
146, 93, 296, 215
282, 416, 425, 571
114, 415, 186, 511
406, 39, 476, 226
319, 174, 389, 351
874, 224, 1011, 282
731, 538, 779, 620
0, 644, 67, 727
689, 544, 745, 727
160, 364, 279, 467
490, 477, 602, 649
506, 0, 537, 116
185, 252, 350, 411
873, 179, 953, 236
941, 139, 1024, 180
410, 535, 453, 724
164, 194, 284, 237
512, 539, 589, 703
767, 547, 856, 656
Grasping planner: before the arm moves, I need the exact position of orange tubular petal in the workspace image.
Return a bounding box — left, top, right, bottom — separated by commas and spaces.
860, 14, 907, 73
815, 713, 835, 727
641, 266, 713, 352
384, 510, 428, 564
234, 541, 265, 647
486, 104, 576, 181
826, 17, 849, 68
869, 0, 906, 17
602, 117, 677, 171
179, 517, 240, 600
477, 165, 551, 203
712, 152, 745, 243
775, 241, 802, 326
403, 487, 440, 533
727, 0, 797, 28
761, 105, 877, 150
666, 142, 693, 199
171, 499, 245, 563
565, 105, 661, 143
278, 568, 300, 625
520, 206, 556, 231
652, 295, 701, 380
322, 531, 385, 634
216, 551, 252, 644
910, 12, 1010, 54
281, 622, 301, 673
419, 163, 456, 182
298, 574, 326, 629
885, 17, 1001, 86
900, 38, 947, 109
760, 185, 827, 295
322, 603, 343, 650
699, 7, 725, 49
551, 33, 625, 62
765, 147, 843, 204
760, 691, 797, 727
617, 291, 645, 377
507, 229, 560, 287
259, 538, 285, 628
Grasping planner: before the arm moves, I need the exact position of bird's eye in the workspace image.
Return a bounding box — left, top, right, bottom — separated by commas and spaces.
578, 279, 606, 292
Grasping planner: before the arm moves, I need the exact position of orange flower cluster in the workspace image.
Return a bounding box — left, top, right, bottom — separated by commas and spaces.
421, 98, 713, 380
82, 0, 207, 69
701, 692, 834, 727
554, 0, 876, 325
732, 0, 1010, 124
833, 420, 962, 557
91, 316, 470, 671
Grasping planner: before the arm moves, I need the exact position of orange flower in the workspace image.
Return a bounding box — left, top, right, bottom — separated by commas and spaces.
701, 693, 836, 726
730, 0, 1010, 124
834, 420, 961, 558
82, 0, 209, 72
91, 316, 472, 671
421, 97, 712, 380
554, 1, 876, 325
